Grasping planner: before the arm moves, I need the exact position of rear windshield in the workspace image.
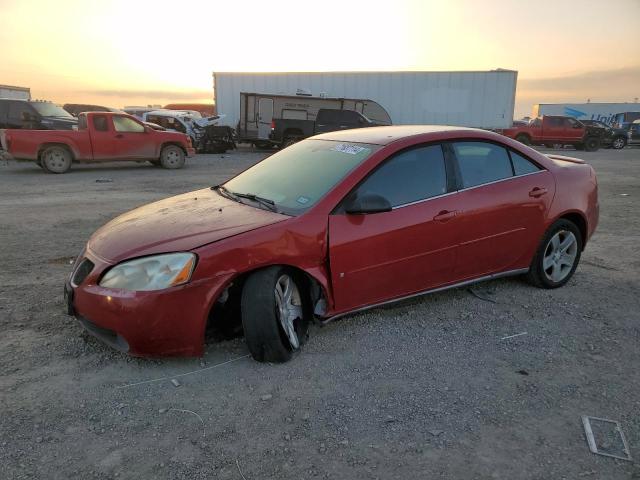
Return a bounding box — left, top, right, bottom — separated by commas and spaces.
223, 139, 379, 215
31, 102, 74, 118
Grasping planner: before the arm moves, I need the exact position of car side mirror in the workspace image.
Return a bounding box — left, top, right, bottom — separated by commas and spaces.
345, 193, 392, 215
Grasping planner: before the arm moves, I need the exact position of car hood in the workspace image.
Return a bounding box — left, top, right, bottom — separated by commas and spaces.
87, 188, 290, 263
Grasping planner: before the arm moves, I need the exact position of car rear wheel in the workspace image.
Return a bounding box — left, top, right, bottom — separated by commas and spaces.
612, 137, 627, 149
527, 219, 582, 289
41, 146, 72, 174
584, 137, 600, 152
159, 145, 185, 169
241, 267, 309, 363
515, 134, 530, 145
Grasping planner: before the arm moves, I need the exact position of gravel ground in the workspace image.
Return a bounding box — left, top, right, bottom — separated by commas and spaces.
1, 146, 639, 479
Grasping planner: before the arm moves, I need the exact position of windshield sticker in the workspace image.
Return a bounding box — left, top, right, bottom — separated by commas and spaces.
296, 196, 310, 205
331, 143, 367, 155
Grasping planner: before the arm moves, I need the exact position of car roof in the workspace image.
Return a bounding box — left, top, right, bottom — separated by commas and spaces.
311, 125, 492, 145
146, 110, 191, 117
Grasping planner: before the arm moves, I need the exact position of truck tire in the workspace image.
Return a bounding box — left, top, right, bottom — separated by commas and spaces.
515, 134, 531, 146
611, 136, 627, 149
159, 145, 185, 169
41, 146, 72, 174
584, 137, 600, 152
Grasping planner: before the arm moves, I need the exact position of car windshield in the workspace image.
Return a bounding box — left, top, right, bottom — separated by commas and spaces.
222, 139, 379, 215
31, 102, 74, 118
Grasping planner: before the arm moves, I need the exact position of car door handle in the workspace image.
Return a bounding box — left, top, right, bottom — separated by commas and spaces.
529, 187, 548, 198
433, 210, 457, 222
115, 134, 124, 139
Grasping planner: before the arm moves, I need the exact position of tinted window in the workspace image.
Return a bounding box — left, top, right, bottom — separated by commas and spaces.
565, 118, 580, 127
113, 116, 145, 133
337, 110, 361, 124
547, 117, 563, 127
453, 142, 513, 188
224, 139, 378, 215
8, 102, 35, 119
30, 102, 73, 118
93, 115, 108, 131
356, 145, 447, 207
316, 109, 340, 123
510, 151, 541, 176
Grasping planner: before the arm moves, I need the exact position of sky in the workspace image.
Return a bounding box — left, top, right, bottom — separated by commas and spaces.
1, 0, 639, 118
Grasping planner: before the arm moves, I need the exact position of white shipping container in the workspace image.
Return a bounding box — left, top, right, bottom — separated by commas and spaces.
533, 103, 640, 125
213, 70, 517, 130
0, 84, 31, 100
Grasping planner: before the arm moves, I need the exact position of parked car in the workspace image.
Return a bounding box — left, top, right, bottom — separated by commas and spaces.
142, 110, 233, 153
63, 104, 122, 117
0, 112, 195, 173
271, 108, 382, 147
63, 125, 598, 361
0, 99, 77, 130
497, 115, 604, 151
628, 120, 640, 145
579, 120, 628, 149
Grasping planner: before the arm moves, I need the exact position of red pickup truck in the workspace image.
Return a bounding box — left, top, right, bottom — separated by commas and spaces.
0, 112, 195, 173
497, 116, 604, 151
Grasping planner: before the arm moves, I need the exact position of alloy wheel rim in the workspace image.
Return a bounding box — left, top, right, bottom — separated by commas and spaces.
613, 138, 624, 149
543, 230, 578, 282
274, 274, 302, 349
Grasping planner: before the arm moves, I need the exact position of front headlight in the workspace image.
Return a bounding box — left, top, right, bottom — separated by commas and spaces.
99, 253, 196, 291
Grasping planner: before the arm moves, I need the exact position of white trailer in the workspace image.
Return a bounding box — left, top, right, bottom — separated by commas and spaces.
0, 84, 31, 100
213, 70, 517, 130
533, 103, 640, 126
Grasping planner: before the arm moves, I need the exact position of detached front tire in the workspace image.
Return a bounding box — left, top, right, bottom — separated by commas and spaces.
527, 219, 583, 289
159, 145, 185, 169
241, 267, 309, 363
41, 146, 72, 173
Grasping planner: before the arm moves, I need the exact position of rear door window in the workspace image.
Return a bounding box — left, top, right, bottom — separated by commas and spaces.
8, 102, 36, 120
355, 144, 448, 207
452, 142, 513, 188
509, 150, 541, 176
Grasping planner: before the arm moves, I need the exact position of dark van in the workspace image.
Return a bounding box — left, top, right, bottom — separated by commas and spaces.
0, 99, 78, 130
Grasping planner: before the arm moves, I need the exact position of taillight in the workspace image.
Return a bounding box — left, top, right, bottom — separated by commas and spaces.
270, 121, 275, 130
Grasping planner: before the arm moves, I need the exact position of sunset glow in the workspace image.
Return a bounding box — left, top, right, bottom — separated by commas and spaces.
2, 0, 639, 116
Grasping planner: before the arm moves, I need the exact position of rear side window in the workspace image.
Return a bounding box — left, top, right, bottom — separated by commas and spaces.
316, 109, 339, 123
8, 102, 35, 120
93, 115, 108, 131
510, 151, 541, 176
452, 142, 513, 188
356, 145, 447, 207
113, 116, 145, 133
547, 117, 563, 127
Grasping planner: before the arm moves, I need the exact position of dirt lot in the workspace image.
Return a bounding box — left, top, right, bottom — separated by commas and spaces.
1, 146, 639, 479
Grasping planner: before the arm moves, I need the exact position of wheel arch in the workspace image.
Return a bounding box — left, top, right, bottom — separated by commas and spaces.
203, 263, 330, 336
38, 142, 77, 161
553, 211, 588, 250
283, 128, 304, 138
159, 141, 187, 158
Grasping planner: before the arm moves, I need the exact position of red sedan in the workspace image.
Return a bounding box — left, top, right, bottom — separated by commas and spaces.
64, 126, 599, 361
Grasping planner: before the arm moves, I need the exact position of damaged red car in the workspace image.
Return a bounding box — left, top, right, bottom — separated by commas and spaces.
65, 126, 599, 362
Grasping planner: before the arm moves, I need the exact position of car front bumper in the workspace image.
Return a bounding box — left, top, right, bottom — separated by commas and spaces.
65, 253, 231, 357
